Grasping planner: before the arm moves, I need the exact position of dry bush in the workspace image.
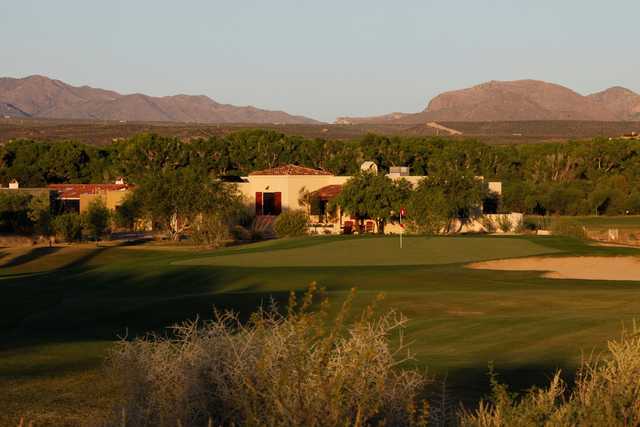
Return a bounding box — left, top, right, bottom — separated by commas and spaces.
496, 215, 512, 233
191, 214, 230, 248
480, 217, 497, 233
104, 284, 427, 427
459, 324, 640, 427
549, 218, 587, 240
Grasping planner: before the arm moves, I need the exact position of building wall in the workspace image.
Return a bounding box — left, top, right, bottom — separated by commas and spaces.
79, 190, 129, 212
237, 173, 505, 235
238, 175, 502, 214
237, 175, 350, 214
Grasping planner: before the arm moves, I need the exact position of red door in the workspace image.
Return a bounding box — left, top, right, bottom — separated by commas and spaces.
274, 192, 282, 215
255, 192, 263, 216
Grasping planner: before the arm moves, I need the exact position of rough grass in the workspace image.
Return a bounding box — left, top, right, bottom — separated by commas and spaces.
460, 324, 640, 426
527, 215, 640, 230
2, 235, 640, 425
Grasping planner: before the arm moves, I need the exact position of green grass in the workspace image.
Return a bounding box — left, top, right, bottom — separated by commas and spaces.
1, 235, 640, 425
176, 236, 559, 267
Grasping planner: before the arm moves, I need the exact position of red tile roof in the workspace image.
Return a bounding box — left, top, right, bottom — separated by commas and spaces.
249, 164, 333, 176
48, 184, 131, 199
312, 185, 343, 200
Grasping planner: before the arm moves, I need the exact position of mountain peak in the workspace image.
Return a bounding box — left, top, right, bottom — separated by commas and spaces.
0, 75, 321, 124
588, 86, 640, 121
338, 79, 640, 124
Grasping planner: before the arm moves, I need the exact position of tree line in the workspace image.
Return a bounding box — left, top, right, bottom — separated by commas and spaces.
3, 129, 640, 216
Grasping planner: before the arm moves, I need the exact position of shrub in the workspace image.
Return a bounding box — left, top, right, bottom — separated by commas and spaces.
82, 198, 111, 241
522, 216, 542, 231
481, 216, 497, 233
496, 215, 512, 233
113, 193, 142, 231
52, 213, 82, 243
273, 210, 309, 238
550, 218, 587, 240
105, 285, 427, 427
459, 323, 640, 426
230, 224, 251, 241
191, 214, 230, 248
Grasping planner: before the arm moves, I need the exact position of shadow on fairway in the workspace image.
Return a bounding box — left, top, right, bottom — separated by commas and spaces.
424, 362, 577, 410
1, 246, 61, 268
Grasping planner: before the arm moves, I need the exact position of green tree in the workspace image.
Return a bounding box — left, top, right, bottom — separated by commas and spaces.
82, 198, 111, 241
28, 193, 52, 237
333, 172, 411, 233
134, 168, 241, 240
409, 171, 487, 234
113, 193, 142, 231
0, 191, 33, 233
52, 213, 83, 243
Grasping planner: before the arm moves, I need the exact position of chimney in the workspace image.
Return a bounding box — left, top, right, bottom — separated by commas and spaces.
115, 177, 125, 185
8, 179, 19, 189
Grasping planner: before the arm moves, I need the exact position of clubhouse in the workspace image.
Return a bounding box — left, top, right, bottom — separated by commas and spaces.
3, 163, 518, 235
235, 162, 510, 234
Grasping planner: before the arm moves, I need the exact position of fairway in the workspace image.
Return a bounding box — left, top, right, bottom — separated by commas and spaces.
176, 236, 559, 267
2, 235, 640, 425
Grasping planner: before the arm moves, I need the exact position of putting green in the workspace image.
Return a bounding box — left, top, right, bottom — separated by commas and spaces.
175, 236, 561, 267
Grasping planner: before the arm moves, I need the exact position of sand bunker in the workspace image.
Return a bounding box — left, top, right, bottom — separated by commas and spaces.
468, 256, 640, 281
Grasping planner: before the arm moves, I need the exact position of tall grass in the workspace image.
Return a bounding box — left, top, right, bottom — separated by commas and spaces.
460, 323, 640, 426
104, 284, 427, 427
549, 218, 588, 240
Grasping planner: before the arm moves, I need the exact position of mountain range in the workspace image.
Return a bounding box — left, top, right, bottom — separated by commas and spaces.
0, 75, 320, 124
2, 76, 639, 125
337, 80, 640, 124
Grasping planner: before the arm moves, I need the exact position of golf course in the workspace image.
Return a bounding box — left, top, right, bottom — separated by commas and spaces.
2, 235, 640, 425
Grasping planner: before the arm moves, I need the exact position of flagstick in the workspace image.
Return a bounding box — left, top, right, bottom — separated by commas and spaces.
400, 211, 403, 249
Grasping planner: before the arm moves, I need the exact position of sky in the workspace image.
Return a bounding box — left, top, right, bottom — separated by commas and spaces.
1, 0, 639, 122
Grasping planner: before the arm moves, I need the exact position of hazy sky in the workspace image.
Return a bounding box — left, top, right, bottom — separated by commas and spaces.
2, 1, 639, 122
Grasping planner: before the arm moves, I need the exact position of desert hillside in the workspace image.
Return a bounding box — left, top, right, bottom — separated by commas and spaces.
337, 80, 640, 123
0, 75, 321, 124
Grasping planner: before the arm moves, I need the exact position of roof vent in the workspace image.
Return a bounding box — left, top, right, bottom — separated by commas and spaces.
8, 179, 19, 189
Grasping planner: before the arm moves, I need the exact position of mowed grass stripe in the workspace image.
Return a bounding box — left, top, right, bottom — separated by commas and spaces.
175, 236, 561, 267
3, 236, 640, 424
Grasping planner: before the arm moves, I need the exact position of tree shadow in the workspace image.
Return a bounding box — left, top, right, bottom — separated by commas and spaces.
423, 362, 578, 417
1, 247, 61, 269
60, 245, 111, 271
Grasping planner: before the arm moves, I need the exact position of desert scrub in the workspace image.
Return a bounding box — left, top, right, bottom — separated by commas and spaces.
191, 213, 230, 248
496, 215, 512, 233
105, 284, 427, 427
550, 217, 588, 240
459, 323, 640, 427
273, 209, 309, 237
